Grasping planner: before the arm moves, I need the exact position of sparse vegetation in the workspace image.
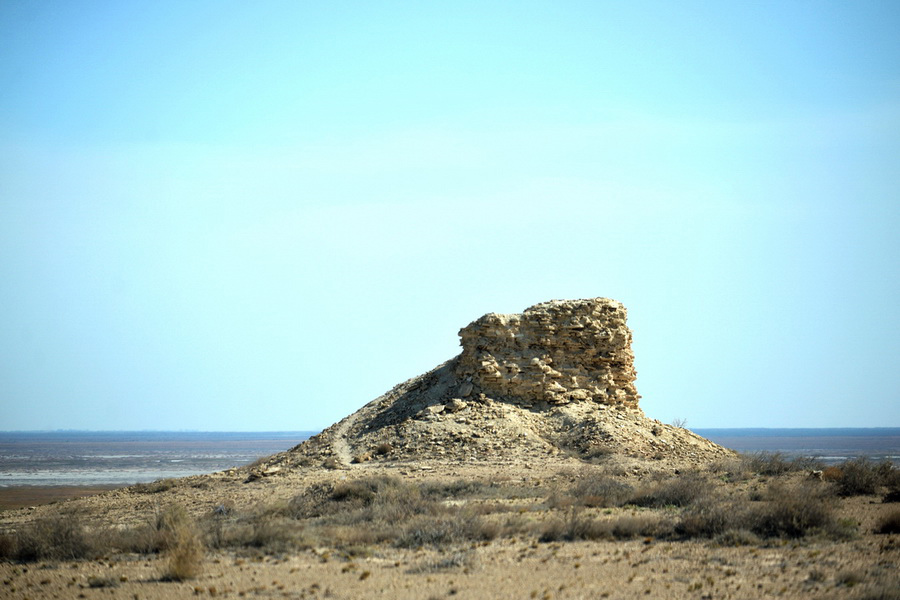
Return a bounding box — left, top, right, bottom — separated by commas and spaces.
0, 455, 889, 577
569, 476, 634, 508
740, 452, 823, 476
6, 514, 96, 561
629, 472, 712, 508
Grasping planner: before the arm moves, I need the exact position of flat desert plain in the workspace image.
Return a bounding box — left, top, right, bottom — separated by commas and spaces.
2, 453, 899, 600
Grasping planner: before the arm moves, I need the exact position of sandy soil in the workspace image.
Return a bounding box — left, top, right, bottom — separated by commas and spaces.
1, 535, 896, 600
0, 486, 121, 511
2, 457, 898, 600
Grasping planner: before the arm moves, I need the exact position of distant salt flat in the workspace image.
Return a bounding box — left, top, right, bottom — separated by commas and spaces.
0, 431, 315, 487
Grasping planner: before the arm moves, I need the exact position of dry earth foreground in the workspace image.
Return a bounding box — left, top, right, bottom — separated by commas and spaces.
2, 298, 899, 600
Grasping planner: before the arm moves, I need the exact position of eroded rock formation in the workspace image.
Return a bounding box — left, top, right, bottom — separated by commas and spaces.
456, 298, 640, 408
275, 297, 734, 471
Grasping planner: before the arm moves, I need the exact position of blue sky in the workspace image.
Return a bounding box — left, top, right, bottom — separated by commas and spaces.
1, 1, 898, 431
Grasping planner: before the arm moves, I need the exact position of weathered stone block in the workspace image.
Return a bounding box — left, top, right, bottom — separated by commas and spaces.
456, 298, 640, 408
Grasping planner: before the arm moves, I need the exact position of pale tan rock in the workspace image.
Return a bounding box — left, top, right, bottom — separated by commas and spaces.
456, 298, 640, 408
445, 398, 468, 413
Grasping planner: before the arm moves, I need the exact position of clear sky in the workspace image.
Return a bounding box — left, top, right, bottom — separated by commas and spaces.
1, 1, 898, 431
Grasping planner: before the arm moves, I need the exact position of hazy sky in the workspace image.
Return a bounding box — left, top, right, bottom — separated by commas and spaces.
2, 1, 898, 431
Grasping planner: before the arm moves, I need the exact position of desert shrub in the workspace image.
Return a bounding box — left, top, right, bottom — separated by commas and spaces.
14, 514, 95, 561
822, 466, 843, 481
289, 477, 497, 528
676, 498, 742, 539
741, 452, 822, 476
538, 509, 608, 542
709, 457, 752, 483
0, 532, 17, 559
331, 479, 379, 505
242, 514, 303, 551
609, 515, 673, 539
875, 509, 900, 534
570, 478, 634, 508
832, 458, 899, 498
322, 457, 341, 470
835, 458, 883, 496
582, 444, 614, 462
712, 528, 761, 546
747, 483, 845, 539
538, 510, 670, 542
629, 472, 712, 508
421, 479, 491, 499
374, 442, 393, 456
673, 481, 853, 541
287, 482, 335, 519
395, 510, 495, 548
364, 479, 437, 524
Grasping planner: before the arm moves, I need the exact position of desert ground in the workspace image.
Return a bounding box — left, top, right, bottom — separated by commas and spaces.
1, 448, 899, 600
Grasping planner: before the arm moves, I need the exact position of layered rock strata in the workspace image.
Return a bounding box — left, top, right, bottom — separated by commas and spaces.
456, 298, 639, 408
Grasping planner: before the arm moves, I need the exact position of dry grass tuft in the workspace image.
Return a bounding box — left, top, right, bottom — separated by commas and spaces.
159, 505, 205, 581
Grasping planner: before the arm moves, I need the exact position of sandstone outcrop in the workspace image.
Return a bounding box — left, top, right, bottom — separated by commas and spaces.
273, 298, 733, 474
456, 298, 639, 408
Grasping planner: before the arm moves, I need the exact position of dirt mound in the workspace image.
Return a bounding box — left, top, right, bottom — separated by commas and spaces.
254, 298, 732, 476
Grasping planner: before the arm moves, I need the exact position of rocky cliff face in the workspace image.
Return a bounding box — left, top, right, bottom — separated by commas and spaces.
456, 298, 640, 409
